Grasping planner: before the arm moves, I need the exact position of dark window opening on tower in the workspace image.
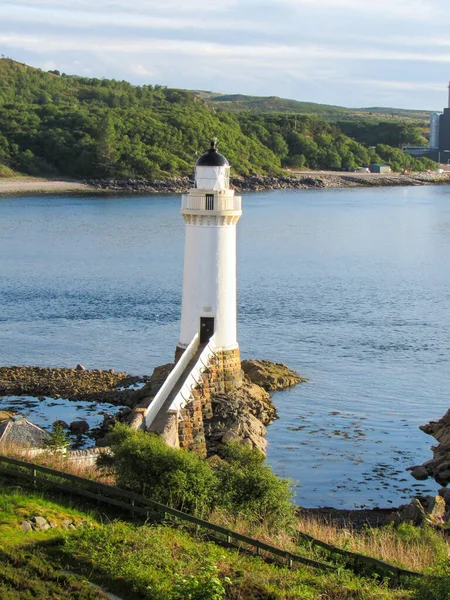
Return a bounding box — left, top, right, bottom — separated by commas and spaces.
205, 194, 214, 210
200, 317, 214, 343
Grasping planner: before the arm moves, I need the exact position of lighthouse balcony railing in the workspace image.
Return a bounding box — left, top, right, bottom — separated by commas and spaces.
181, 195, 241, 212
169, 335, 217, 416
143, 333, 200, 429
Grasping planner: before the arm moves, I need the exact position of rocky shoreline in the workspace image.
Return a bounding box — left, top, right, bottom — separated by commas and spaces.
0, 365, 147, 405
2, 172, 449, 197
85, 171, 450, 194
0, 361, 304, 456
408, 409, 450, 487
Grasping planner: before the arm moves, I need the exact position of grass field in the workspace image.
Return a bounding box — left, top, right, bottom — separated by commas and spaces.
2, 476, 450, 599
0, 481, 409, 600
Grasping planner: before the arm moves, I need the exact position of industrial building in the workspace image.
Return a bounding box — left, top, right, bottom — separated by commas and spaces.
403, 82, 450, 164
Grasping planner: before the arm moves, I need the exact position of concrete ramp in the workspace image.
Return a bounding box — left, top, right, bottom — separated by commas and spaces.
147, 344, 205, 435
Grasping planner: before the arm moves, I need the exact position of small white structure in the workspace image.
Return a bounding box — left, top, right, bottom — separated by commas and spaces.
178, 141, 242, 352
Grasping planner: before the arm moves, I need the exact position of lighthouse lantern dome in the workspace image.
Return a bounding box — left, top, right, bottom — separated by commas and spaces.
195, 140, 230, 191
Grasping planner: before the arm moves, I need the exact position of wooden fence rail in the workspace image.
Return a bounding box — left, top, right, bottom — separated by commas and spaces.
0, 455, 424, 579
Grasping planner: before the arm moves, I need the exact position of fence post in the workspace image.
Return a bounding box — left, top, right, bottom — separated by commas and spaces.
286, 553, 293, 569
131, 499, 135, 518
32, 467, 37, 490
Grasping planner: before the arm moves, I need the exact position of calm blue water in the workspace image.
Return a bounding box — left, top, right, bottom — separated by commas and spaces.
1, 186, 450, 508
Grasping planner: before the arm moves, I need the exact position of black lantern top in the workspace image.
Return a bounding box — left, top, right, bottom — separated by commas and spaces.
196, 140, 229, 167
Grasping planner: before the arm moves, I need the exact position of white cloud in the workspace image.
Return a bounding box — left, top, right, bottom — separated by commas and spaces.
2, 0, 450, 108
279, 0, 435, 20
0, 6, 273, 34
3, 32, 450, 66
4, 0, 236, 14
129, 63, 159, 78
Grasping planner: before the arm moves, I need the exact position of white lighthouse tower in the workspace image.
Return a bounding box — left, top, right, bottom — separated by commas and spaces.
142, 140, 242, 447
177, 140, 242, 362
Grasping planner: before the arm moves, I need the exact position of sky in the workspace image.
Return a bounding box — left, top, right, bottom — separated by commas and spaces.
1, 0, 450, 110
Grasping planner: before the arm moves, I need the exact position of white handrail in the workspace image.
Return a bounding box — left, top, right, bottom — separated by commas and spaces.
169, 335, 216, 415
144, 334, 200, 429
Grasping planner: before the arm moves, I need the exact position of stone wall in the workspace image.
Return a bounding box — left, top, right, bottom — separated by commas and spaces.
174, 347, 242, 457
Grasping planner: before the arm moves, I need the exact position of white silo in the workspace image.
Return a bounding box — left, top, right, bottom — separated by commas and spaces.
430, 112, 440, 149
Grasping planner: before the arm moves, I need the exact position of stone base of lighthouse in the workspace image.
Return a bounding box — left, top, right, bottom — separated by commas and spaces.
174, 345, 242, 391
172, 346, 243, 457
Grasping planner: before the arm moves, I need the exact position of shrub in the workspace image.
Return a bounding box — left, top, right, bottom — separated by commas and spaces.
103, 424, 294, 528
103, 424, 217, 516
214, 443, 295, 528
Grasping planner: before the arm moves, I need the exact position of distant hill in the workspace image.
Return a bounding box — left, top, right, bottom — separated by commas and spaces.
0, 58, 436, 178
190, 90, 432, 123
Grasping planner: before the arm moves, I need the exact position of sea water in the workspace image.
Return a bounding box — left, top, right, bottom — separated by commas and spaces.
1, 186, 449, 508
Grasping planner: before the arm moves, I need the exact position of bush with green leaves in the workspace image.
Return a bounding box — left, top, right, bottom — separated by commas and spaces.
214, 443, 294, 527
102, 425, 217, 516
102, 424, 294, 527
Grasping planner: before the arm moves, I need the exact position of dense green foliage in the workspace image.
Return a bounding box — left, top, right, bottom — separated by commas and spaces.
237, 114, 437, 171
337, 120, 426, 148
0, 163, 17, 177
0, 58, 437, 178
0, 59, 279, 178
102, 424, 294, 526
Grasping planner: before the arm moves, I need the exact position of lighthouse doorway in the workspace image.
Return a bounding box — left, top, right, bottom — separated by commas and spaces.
200, 317, 214, 343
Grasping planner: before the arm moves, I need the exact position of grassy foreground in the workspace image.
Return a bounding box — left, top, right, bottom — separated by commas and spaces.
1, 478, 450, 600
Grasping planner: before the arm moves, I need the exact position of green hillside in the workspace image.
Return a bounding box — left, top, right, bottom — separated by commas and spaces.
0, 58, 436, 178
191, 90, 432, 123
0, 59, 279, 178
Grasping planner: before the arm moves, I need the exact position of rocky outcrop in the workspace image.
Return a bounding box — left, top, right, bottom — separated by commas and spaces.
241, 359, 306, 391
0, 366, 147, 404
203, 379, 276, 455
125, 357, 304, 456
395, 495, 446, 526
408, 409, 450, 486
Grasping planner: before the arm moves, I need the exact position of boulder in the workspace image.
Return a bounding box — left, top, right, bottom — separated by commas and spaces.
61, 519, 73, 529
221, 430, 241, 444
396, 496, 446, 525
53, 419, 69, 429
69, 419, 90, 434
422, 495, 446, 522
396, 499, 426, 525
410, 466, 429, 481
438, 487, 450, 505
409, 409, 450, 487
203, 378, 275, 455
20, 520, 32, 532
75, 364, 86, 371
33, 516, 49, 530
